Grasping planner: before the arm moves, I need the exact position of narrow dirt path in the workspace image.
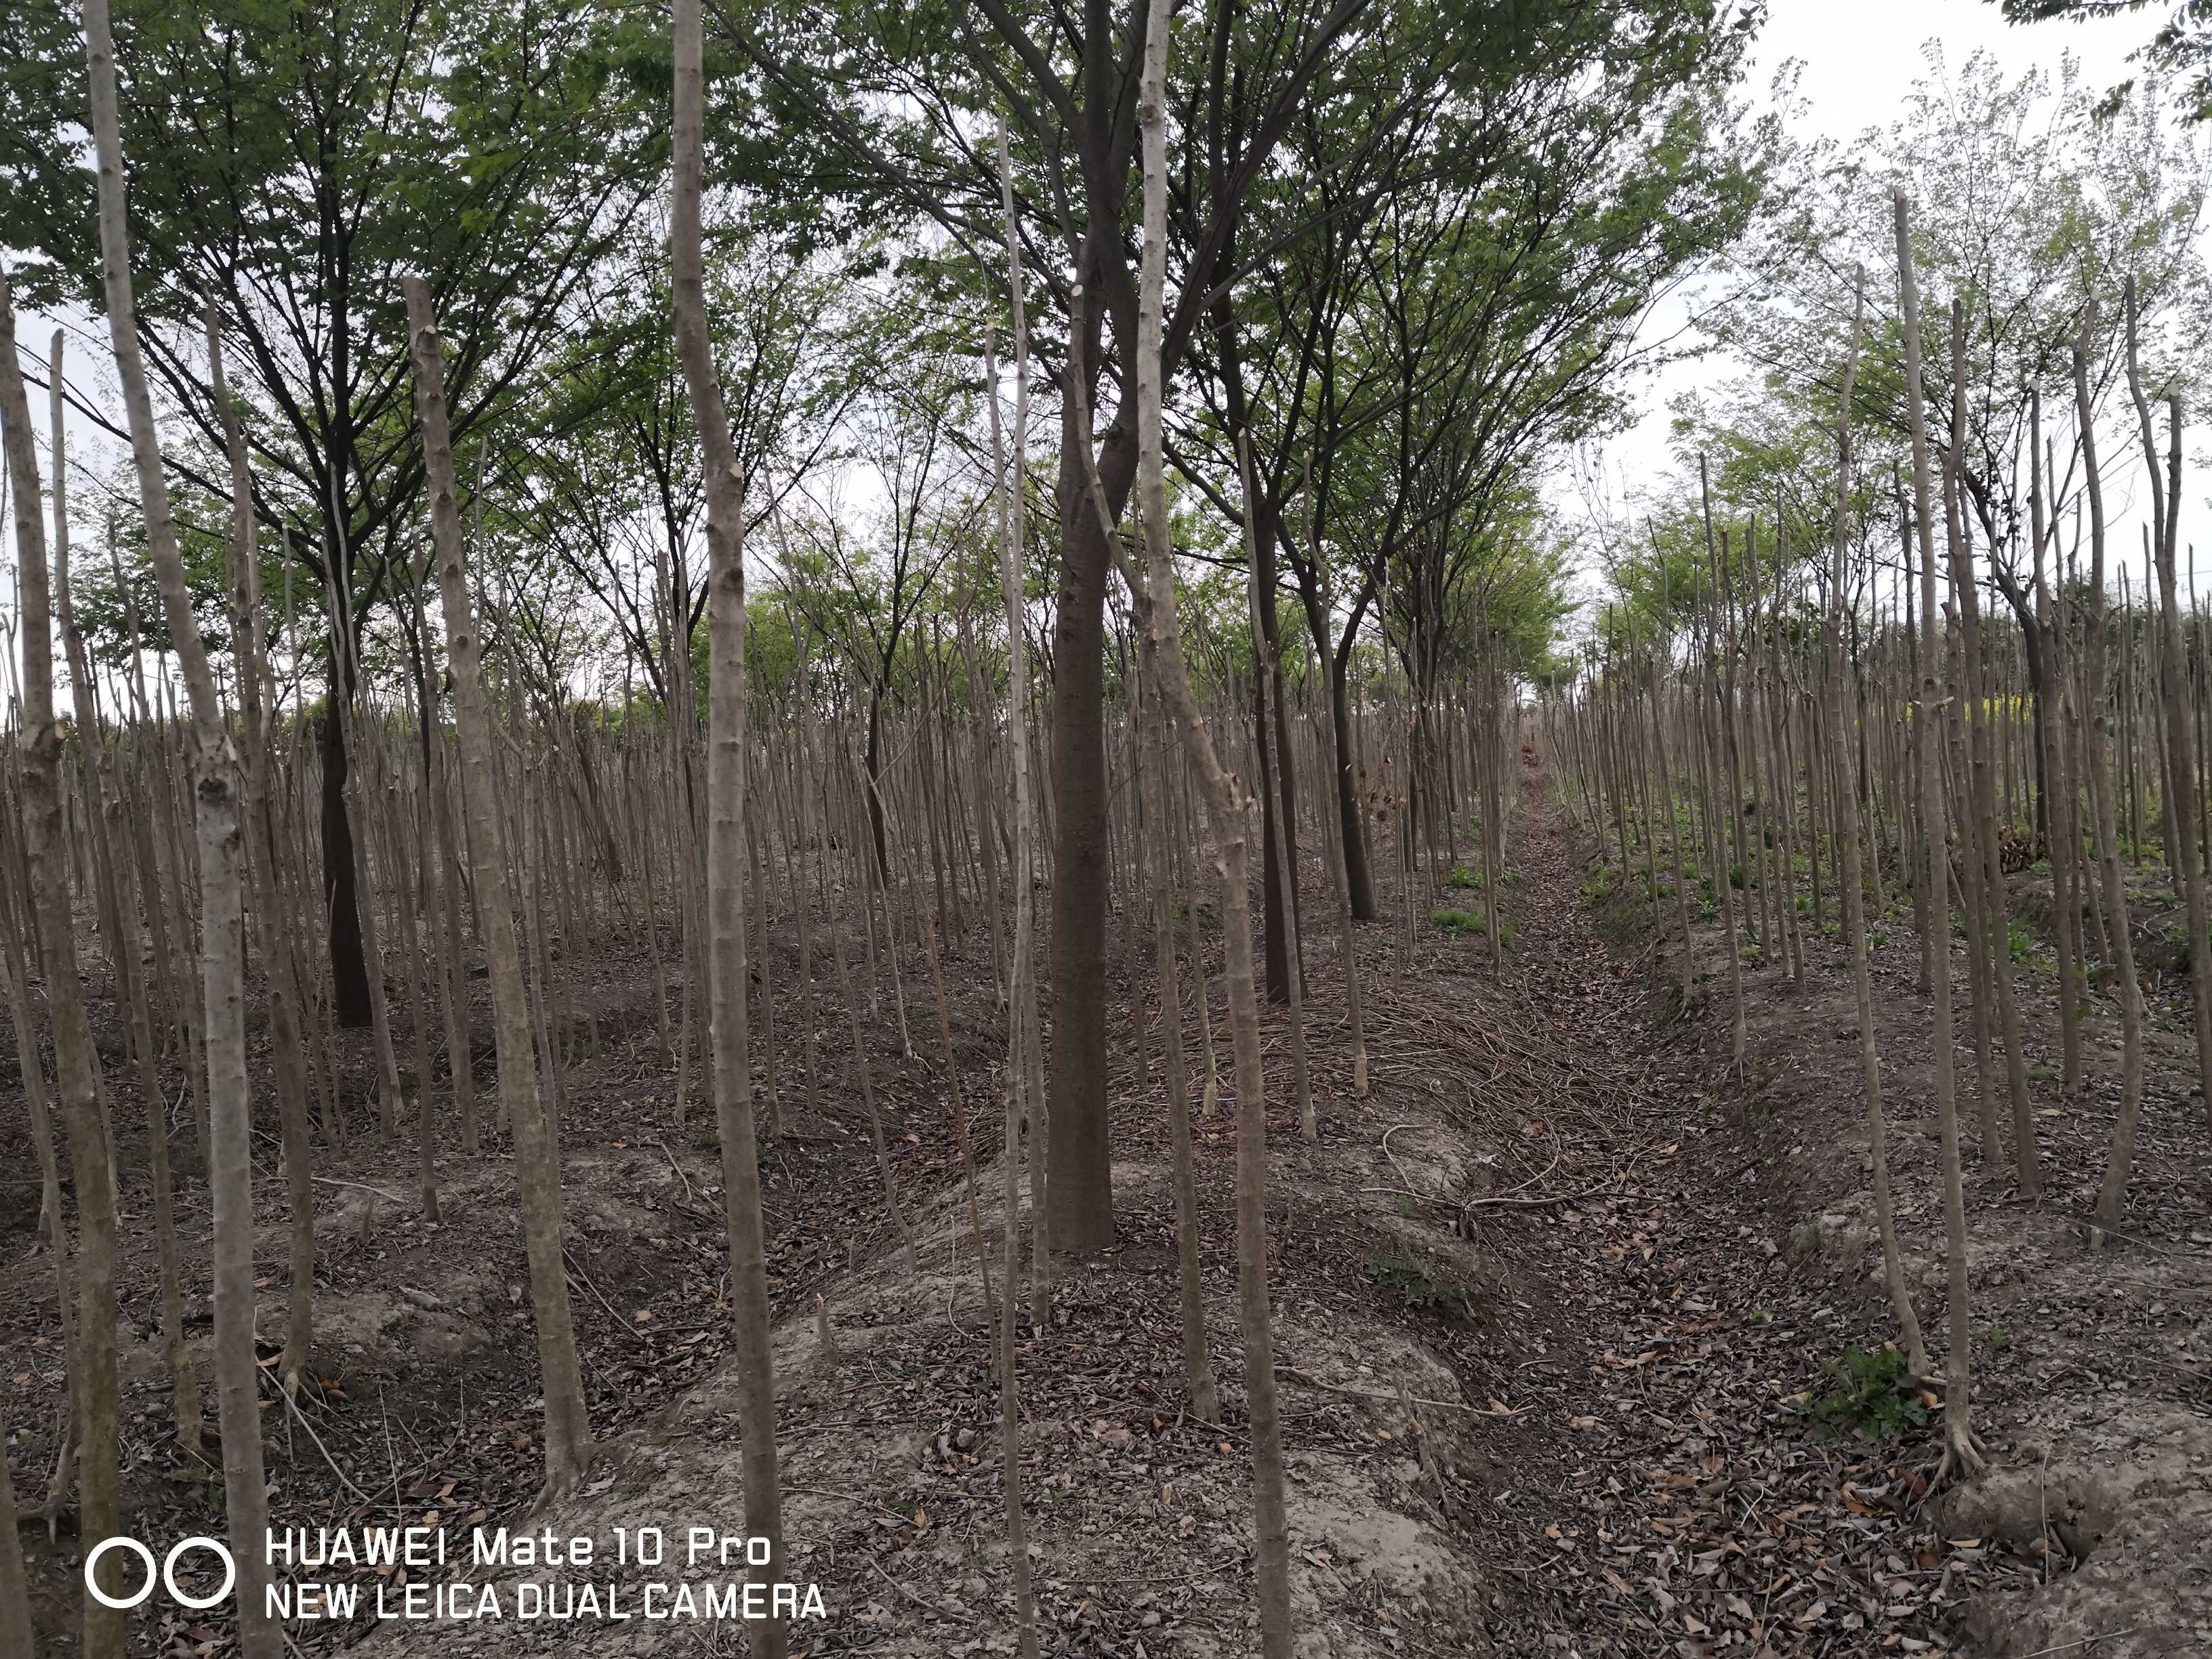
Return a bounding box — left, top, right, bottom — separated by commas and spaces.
1473, 756, 2029, 1659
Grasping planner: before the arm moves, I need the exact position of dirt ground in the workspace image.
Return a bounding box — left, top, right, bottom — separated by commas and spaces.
1573, 762, 2212, 1659
5, 752, 2208, 1657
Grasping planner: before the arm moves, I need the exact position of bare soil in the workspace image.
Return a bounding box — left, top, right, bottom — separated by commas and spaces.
5, 754, 2207, 1657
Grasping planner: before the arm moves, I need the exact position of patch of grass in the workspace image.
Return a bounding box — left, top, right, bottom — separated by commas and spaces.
2028, 1062, 2054, 1082
1367, 1254, 1472, 1319
1869, 928, 1891, 949
1791, 1344, 1926, 1443
1448, 864, 1481, 890
2008, 920, 2036, 964
1433, 905, 1481, 937
1580, 874, 1614, 907
1496, 919, 1516, 952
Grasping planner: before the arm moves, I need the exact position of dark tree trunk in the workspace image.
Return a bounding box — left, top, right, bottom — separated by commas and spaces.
1329, 647, 1378, 919
1250, 494, 1302, 1002
1292, 550, 1378, 924
866, 684, 890, 883
1046, 410, 1136, 1259
322, 656, 372, 1028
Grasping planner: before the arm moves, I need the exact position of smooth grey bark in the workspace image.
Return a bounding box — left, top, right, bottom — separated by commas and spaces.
1894, 186, 1982, 1486
672, 7, 786, 1630
1125, 3, 1293, 1645
987, 176, 1044, 1656
2078, 304, 2148, 1241
203, 302, 285, 1659
5, 142, 125, 1659
2124, 278, 2212, 1144
405, 275, 592, 1494
1822, 274, 1929, 1378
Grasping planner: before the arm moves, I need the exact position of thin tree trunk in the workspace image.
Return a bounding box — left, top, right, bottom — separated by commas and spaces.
1, 266, 126, 1659
2081, 302, 2148, 1239
2125, 280, 2212, 1139
405, 276, 592, 1496
86, 11, 287, 1640
1823, 274, 1929, 1376
1124, 9, 1292, 1645
1895, 187, 1982, 1486
679, 14, 790, 1609
1241, 439, 1313, 1143
985, 151, 1044, 1656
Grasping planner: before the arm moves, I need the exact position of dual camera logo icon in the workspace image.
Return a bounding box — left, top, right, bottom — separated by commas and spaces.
83, 1537, 237, 1610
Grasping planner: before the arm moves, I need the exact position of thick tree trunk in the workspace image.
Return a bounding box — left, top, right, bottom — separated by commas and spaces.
322, 699, 373, 1026
1328, 648, 1379, 920
2081, 299, 2150, 1233
1044, 404, 1136, 1258
1250, 493, 1303, 1001
1242, 448, 1312, 1137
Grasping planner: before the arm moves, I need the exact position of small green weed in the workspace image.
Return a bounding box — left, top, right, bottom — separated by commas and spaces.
1368, 1254, 1471, 1319
1792, 1344, 1926, 1442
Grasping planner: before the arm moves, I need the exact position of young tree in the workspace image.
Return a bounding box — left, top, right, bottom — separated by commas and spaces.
405, 274, 593, 1496
1824, 272, 1931, 1376
80, 1, 281, 1641
1896, 186, 1984, 1488
674, 0, 787, 1639
1121, 0, 1293, 1642
0, 252, 125, 1659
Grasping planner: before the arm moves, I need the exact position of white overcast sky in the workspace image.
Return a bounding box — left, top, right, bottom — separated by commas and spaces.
1577, 0, 2178, 588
